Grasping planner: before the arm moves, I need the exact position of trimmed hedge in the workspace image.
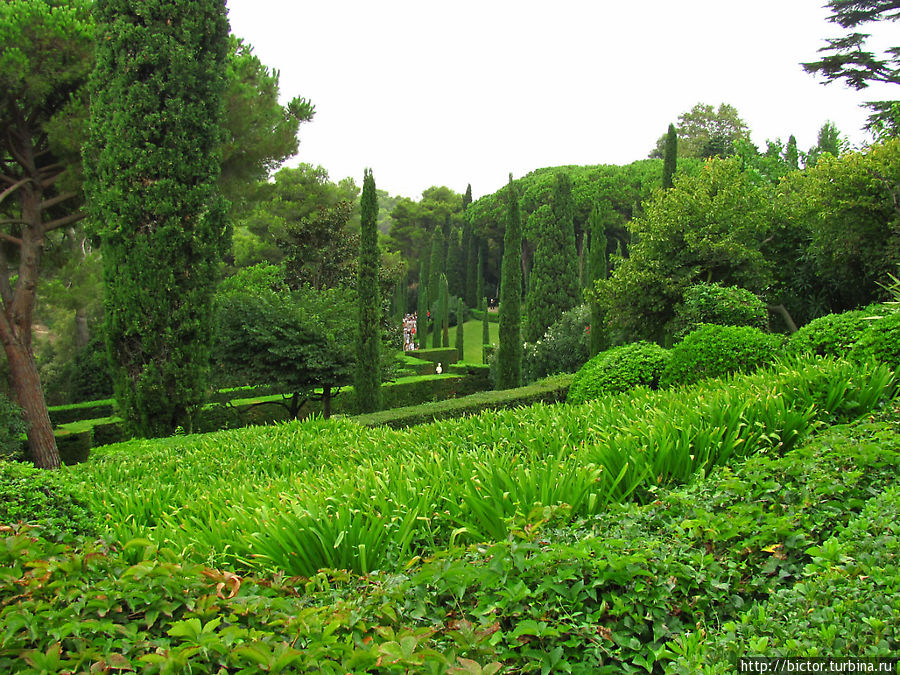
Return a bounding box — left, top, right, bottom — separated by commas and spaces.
47, 400, 115, 426
567, 341, 670, 404
54, 431, 92, 466
661, 324, 784, 388
353, 374, 573, 428
406, 347, 458, 366
669, 282, 768, 340
850, 310, 900, 369
470, 308, 499, 323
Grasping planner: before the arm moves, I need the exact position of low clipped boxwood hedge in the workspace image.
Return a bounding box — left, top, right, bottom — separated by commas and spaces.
567, 341, 670, 404
788, 308, 876, 358
660, 324, 784, 388
850, 310, 900, 370
353, 374, 572, 428
47, 399, 115, 427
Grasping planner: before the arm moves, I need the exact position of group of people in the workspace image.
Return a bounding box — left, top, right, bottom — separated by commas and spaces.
402, 313, 418, 351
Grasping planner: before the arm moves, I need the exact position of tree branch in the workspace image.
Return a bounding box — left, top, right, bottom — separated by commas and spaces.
0, 178, 32, 206
0, 231, 24, 246
41, 211, 85, 233
40, 191, 79, 211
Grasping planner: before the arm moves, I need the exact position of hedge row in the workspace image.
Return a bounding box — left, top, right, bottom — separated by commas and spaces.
352, 374, 573, 428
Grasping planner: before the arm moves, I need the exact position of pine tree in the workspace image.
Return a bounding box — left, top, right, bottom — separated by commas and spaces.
354, 169, 381, 413
87, 0, 229, 437
496, 176, 523, 389
523, 172, 580, 343
663, 123, 678, 189
456, 297, 465, 361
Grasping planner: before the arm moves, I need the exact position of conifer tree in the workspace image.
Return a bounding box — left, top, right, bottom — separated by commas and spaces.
496, 176, 523, 389
431, 280, 442, 349
523, 172, 580, 343
481, 296, 490, 363
87, 0, 230, 436
447, 226, 466, 298
476, 246, 485, 310
464, 231, 478, 307
428, 229, 444, 307
588, 204, 613, 356
417, 260, 427, 349
663, 123, 678, 189
581, 231, 592, 290
463, 183, 473, 211
440, 274, 450, 348
784, 134, 800, 171
354, 169, 381, 413
456, 297, 465, 361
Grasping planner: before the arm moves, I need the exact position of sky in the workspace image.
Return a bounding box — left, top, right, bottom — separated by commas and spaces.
225, 0, 897, 201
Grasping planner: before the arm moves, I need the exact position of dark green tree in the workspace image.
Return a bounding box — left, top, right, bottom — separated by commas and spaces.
476, 245, 485, 309
416, 260, 427, 348
581, 231, 592, 290
354, 169, 381, 413
481, 296, 490, 364
803, 0, 900, 135
784, 134, 800, 171
440, 274, 450, 348
456, 297, 464, 360
86, 0, 230, 437
446, 226, 466, 298
463, 183, 473, 211
277, 200, 357, 290
524, 172, 581, 342
589, 204, 613, 356
428, 229, 444, 308
663, 123, 678, 188
496, 176, 523, 389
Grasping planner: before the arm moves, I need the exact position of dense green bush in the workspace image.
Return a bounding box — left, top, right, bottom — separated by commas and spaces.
567, 341, 669, 404
0, 461, 95, 539
522, 304, 590, 383
850, 310, 900, 369
788, 308, 875, 358
661, 324, 784, 388
669, 282, 768, 340
0, 393, 25, 462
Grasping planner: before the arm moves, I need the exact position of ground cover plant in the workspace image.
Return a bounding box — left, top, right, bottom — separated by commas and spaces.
2, 391, 898, 673
43, 355, 897, 583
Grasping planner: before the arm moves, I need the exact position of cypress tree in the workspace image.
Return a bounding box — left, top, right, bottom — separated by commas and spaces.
354, 169, 381, 413
417, 260, 427, 349
481, 296, 490, 364
663, 123, 678, 189
464, 231, 478, 307
581, 231, 591, 290
431, 279, 442, 349
440, 273, 450, 348
428, 229, 444, 308
476, 245, 485, 310
496, 175, 523, 389
456, 297, 465, 361
447, 226, 466, 298
523, 172, 580, 343
463, 183, 473, 211
588, 204, 613, 356
784, 134, 800, 171
87, 0, 229, 437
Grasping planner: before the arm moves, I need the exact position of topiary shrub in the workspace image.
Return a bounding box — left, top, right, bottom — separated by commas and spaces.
850, 310, 900, 369
668, 283, 767, 340
0, 460, 96, 539
660, 324, 784, 388
567, 341, 670, 404
0, 393, 26, 462
523, 304, 591, 383
788, 309, 876, 358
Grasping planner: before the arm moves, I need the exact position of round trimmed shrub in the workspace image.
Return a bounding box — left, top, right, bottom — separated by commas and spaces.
567, 341, 670, 404
669, 283, 767, 340
788, 309, 875, 358
523, 304, 590, 383
849, 310, 900, 369
660, 324, 784, 388
0, 460, 96, 539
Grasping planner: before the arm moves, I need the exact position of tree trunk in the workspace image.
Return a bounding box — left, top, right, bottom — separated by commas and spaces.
74, 306, 90, 350
5, 338, 59, 469
322, 385, 331, 419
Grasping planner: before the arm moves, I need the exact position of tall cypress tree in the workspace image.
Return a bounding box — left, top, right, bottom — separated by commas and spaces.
431, 278, 442, 349
496, 175, 523, 389
87, 0, 229, 437
588, 204, 613, 356
417, 260, 427, 349
428, 229, 444, 308
784, 134, 800, 171
476, 245, 485, 310
481, 296, 490, 364
463, 183, 473, 211
447, 226, 466, 298
663, 123, 678, 189
523, 172, 580, 343
456, 297, 465, 361
440, 273, 450, 348
464, 231, 478, 307
580, 231, 591, 290
354, 169, 381, 413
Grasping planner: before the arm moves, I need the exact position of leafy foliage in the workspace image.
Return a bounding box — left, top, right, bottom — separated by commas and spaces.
567, 341, 670, 404
355, 169, 382, 413
0, 460, 95, 538
522, 304, 590, 383
670, 282, 768, 339
661, 325, 784, 388
0, 395, 25, 462
850, 308, 900, 369
788, 307, 876, 357
496, 177, 523, 389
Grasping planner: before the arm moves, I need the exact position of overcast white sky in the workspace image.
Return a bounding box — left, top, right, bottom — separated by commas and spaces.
225, 0, 896, 201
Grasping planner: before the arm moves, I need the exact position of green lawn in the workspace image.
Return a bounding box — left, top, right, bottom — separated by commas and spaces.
423, 319, 497, 363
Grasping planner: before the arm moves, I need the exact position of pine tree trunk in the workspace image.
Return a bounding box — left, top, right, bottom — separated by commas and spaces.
4, 338, 59, 469
74, 307, 90, 350
322, 385, 332, 419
